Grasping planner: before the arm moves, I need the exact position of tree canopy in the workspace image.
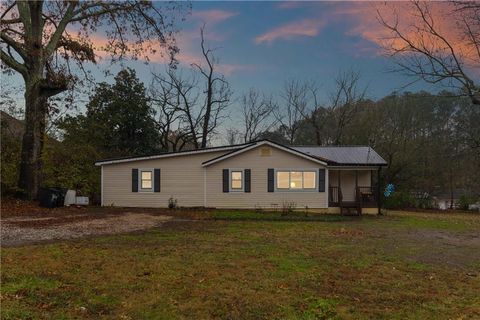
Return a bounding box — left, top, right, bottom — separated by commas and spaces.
0, 0, 186, 199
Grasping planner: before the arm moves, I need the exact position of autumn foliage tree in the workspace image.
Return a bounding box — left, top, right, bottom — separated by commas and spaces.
0, 0, 185, 199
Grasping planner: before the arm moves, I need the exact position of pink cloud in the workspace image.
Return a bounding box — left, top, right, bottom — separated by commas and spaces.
86, 34, 253, 76
277, 2, 303, 10
255, 19, 326, 44
190, 9, 238, 25
216, 63, 257, 76
338, 2, 479, 68
175, 51, 255, 75
170, 9, 254, 75
66, 9, 250, 76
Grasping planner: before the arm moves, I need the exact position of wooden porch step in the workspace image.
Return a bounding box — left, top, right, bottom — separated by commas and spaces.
340, 204, 362, 216
341, 202, 357, 207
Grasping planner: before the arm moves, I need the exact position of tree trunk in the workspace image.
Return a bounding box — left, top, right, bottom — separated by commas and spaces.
201, 79, 213, 149
18, 79, 48, 200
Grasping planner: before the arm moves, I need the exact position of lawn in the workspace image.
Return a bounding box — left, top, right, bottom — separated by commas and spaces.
1, 210, 480, 319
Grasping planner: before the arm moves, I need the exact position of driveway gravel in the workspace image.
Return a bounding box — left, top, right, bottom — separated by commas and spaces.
1, 212, 172, 247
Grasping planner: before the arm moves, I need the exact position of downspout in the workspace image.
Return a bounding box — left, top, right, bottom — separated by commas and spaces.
203, 167, 207, 207
377, 167, 382, 215
101, 165, 104, 207
325, 167, 329, 209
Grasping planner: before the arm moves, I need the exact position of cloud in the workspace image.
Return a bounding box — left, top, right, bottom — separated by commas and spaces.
174, 50, 255, 75
277, 2, 303, 10
190, 9, 238, 25
167, 8, 246, 73
334, 2, 479, 64
86, 34, 253, 76
255, 19, 326, 44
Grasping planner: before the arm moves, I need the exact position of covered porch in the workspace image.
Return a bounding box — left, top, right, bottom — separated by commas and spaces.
328, 168, 381, 215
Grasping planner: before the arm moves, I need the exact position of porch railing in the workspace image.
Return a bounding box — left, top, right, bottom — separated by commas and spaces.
356, 186, 377, 207
329, 186, 343, 206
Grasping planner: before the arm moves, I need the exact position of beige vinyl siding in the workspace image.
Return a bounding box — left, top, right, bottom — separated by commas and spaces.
102, 151, 226, 207
329, 170, 372, 202
206, 146, 327, 209
340, 171, 356, 201
357, 170, 371, 187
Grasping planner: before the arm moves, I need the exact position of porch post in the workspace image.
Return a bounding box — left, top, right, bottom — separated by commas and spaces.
377, 167, 382, 215
325, 168, 329, 208
338, 170, 342, 210
355, 170, 358, 199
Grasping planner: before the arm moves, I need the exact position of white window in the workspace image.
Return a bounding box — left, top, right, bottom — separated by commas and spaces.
140, 170, 153, 190
276, 170, 316, 191
277, 171, 289, 189
231, 170, 243, 191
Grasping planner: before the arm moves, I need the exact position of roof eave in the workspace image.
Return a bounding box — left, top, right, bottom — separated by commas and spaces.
202, 140, 329, 167
94, 143, 254, 166
327, 163, 388, 167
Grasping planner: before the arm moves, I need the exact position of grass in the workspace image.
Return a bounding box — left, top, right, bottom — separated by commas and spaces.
209, 209, 354, 221
1, 210, 480, 319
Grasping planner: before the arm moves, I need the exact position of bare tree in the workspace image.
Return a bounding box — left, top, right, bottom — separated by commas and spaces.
225, 128, 241, 145
192, 25, 232, 148
241, 89, 277, 143
328, 71, 367, 144
285, 80, 328, 145
378, 1, 480, 105
274, 80, 310, 144
0, 0, 185, 198
150, 69, 199, 151
150, 26, 232, 150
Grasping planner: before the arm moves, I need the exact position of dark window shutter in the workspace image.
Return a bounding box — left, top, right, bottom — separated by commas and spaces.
318, 168, 326, 192
132, 169, 139, 192
154, 169, 161, 192
244, 169, 251, 193
223, 169, 229, 193
268, 168, 274, 192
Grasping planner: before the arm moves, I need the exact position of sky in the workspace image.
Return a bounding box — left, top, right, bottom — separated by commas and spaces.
159, 1, 442, 99
3, 1, 472, 137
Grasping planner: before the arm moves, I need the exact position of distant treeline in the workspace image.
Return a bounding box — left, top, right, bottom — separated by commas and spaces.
261, 91, 479, 198
1, 69, 479, 208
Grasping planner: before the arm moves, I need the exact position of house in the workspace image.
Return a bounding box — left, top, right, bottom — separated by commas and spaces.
95, 140, 387, 214
431, 189, 469, 210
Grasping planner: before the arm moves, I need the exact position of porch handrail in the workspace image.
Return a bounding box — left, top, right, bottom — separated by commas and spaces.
356, 186, 377, 206
329, 186, 343, 206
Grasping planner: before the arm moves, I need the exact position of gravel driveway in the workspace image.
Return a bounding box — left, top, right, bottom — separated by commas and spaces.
1, 212, 172, 247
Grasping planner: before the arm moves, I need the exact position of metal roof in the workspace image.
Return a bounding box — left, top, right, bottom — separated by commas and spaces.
95, 139, 387, 166
94, 142, 254, 166
202, 140, 329, 167
291, 146, 387, 166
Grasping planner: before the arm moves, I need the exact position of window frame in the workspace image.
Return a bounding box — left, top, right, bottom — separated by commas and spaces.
275, 169, 317, 192
229, 169, 244, 192
139, 169, 154, 192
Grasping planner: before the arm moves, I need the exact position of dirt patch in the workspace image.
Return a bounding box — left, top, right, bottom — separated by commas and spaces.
1, 212, 173, 247
407, 229, 480, 268
330, 227, 365, 237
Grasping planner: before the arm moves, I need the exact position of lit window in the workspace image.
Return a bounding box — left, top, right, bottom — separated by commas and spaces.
290, 171, 302, 189
141, 170, 152, 190
276, 170, 316, 190
277, 171, 289, 189
231, 171, 243, 190
303, 171, 316, 189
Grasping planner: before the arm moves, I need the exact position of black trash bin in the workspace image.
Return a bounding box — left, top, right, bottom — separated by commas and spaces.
38, 188, 67, 208
39, 188, 57, 208
54, 188, 67, 207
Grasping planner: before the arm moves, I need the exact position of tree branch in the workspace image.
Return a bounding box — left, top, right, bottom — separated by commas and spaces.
0, 49, 27, 76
